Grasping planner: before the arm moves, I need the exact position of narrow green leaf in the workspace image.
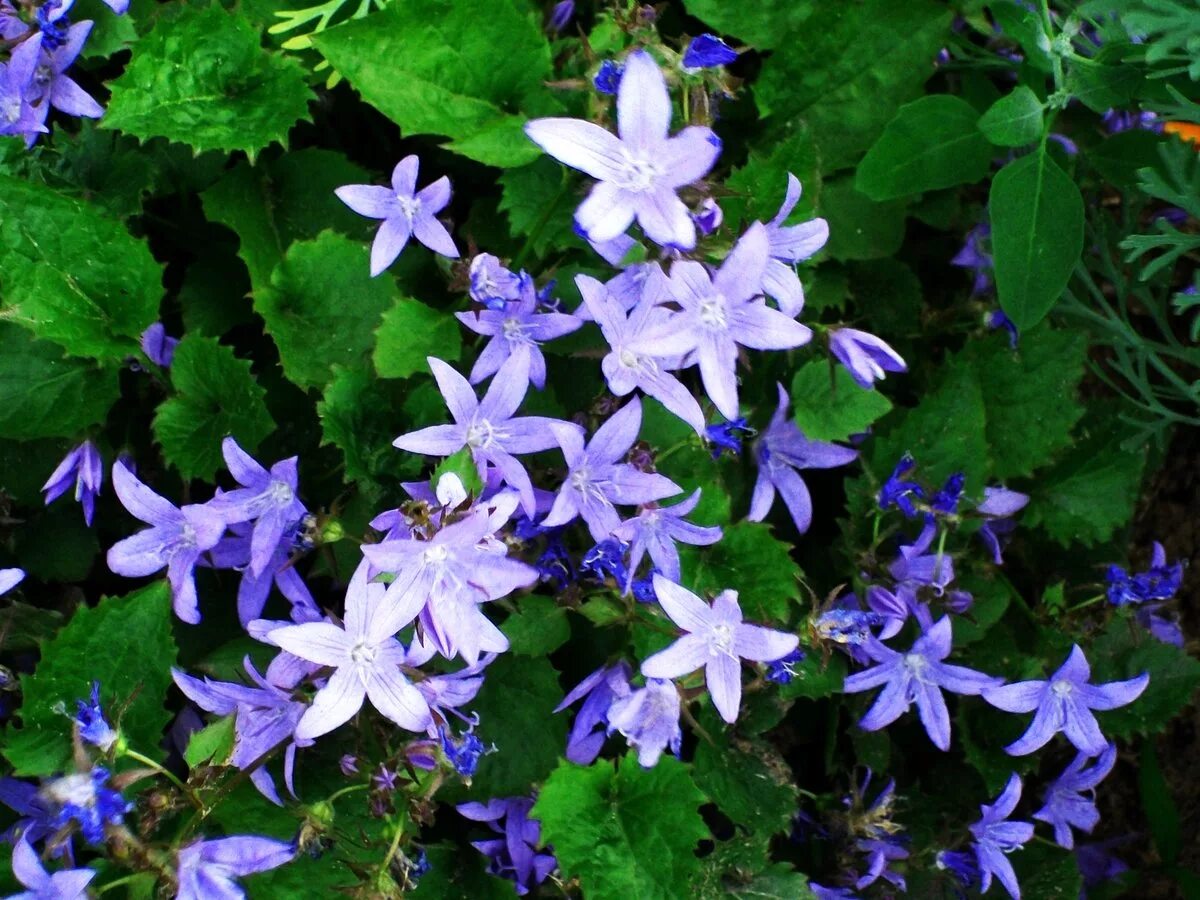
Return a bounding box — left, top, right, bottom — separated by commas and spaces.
978, 86, 1044, 146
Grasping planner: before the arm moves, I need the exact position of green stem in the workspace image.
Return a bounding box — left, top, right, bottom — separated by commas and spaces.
328, 782, 371, 804
122, 748, 204, 812
94, 873, 144, 895
1067, 594, 1107, 613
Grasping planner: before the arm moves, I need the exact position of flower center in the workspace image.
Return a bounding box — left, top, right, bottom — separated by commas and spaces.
0, 95, 21, 125
44, 774, 97, 808
395, 195, 421, 220
349, 642, 377, 666
616, 150, 661, 193
424, 545, 450, 565
267, 480, 294, 506
502, 317, 532, 343
618, 348, 640, 369
709, 623, 735, 654
465, 418, 496, 449
903, 653, 928, 680
1051, 679, 1074, 697
698, 293, 728, 329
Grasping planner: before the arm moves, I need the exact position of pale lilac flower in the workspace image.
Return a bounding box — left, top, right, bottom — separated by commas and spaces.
829, 328, 907, 389
456, 275, 581, 390
0, 568, 24, 596
41, 441, 102, 526
610, 490, 721, 589
525, 50, 721, 250
0, 0, 27, 39
641, 576, 798, 723
668, 224, 811, 419
969, 774, 1034, 900
542, 397, 681, 540
468, 254, 523, 309
9, 837, 94, 899
548, 0, 574, 33
889, 520, 955, 594
209, 521, 317, 627
606, 677, 682, 766
0, 37, 48, 144
270, 563, 432, 741
692, 197, 723, 235
176, 835, 294, 900
1034, 743, 1117, 849
843, 616, 1002, 750
26, 25, 104, 121
982, 646, 1148, 757
106, 463, 225, 624
749, 384, 857, 534
457, 797, 555, 896
554, 661, 632, 764
140, 323, 178, 367
576, 271, 705, 434
760, 174, 828, 316
335, 155, 458, 277
977, 486, 1029, 564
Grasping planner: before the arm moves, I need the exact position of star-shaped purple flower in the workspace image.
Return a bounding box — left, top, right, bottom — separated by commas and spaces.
749, 384, 858, 534
828, 328, 907, 390
969, 773, 1034, 900
554, 661, 632, 765
0, 36, 48, 144
335, 154, 459, 276
641, 575, 798, 723
1033, 742, 1116, 849
9, 837, 94, 899
606, 676, 682, 767
458, 797, 556, 896
610, 490, 722, 590
27, 23, 105, 121
760, 174, 828, 316
982, 645, 1148, 757
41, 440, 102, 526
524, 50, 721, 250
176, 835, 294, 900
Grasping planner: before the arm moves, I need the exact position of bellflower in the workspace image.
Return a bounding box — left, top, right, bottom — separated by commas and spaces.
976, 486, 1029, 564
458, 798, 556, 896
41, 441, 102, 526
42, 769, 130, 845
456, 275, 581, 390
554, 661, 632, 764
1033, 743, 1117, 849
692, 197, 722, 235
760, 174, 829, 315
0, 37, 48, 144
606, 677, 682, 766
579, 538, 628, 585
140, 322, 178, 367
1105, 541, 1182, 606
392, 356, 567, 515
877, 453, 924, 518
0, 568, 22, 595
468, 253, 523, 310
610, 490, 721, 588
209, 520, 318, 626
843, 616, 1002, 750
705, 418, 754, 458
1, 0, 26, 39
106, 462, 225, 624
547, 0, 573, 33
27, 24, 104, 121
749, 384, 858, 534
641, 576, 798, 723
270, 563, 432, 741
176, 835, 294, 900
987, 308, 1020, 347
593, 59, 622, 95
9, 837, 94, 899
209, 438, 307, 579
335, 154, 459, 276
828, 328, 907, 390
982, 645, 1148, 757
73, 682, 117, 752
969, 774, 1034, 900
669, 224, 812, 419
952, 222, 993, 295
889, 520, 955, 594
682, 34, 738, 69
525, 50, 721, 249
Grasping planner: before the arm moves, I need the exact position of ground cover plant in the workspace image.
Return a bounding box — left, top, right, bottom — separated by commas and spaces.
0, 0, 1198, 897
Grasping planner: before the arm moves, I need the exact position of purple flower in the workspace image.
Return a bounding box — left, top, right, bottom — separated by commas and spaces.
692, 197, 723, 235
982, 645, 1149, 756
592, 59, 623, 95
1102, 108, 1160, 134
41, 441, 102, 526
456, 275, 581, 390
0, 37, 48, 145
760, 174, 829, 316
547, 0, 573, 33
542, 397, 681, 540
579, 538, 628, 585
765, 649, 804, 684
9, 837, 94, 899
606, 677, 682, 766
682, 34, 738, 69
468, 253, 523, 310
969, 774, 1034, 900
270, 563, 432, 741
106, 462, 225, 624
1106, 541, 1182, 606
814, 606, 884, 647
209, 520, 317, 627
976, 486, 1029, 564
26, 24, 104, 121
0, 568, 24, 596
889, 520, 955, 594
1076, 838, 1131, 889
611, 491, 721, 589
877, 453, 924, 518
828, 328, 906, 390
843, 616, 1002, 750
554, 661, 632, 764
525, 50, 721, 250
335, 155, 459, 276
855, 836, 909, 891
457, 798, 556, 896
577, 272, 705, 434
73, 681, 117, 752
176, 835, 294, 900
393, 357, 567, 516
140, 322, 178, 367
705, 417, 754, 458
1033, 743, 1116, 849
749, 384, 857, 534
641, 576, 798, 723
952, 222, 993, 296
42, 768, 131, 845
987, 308, 1020, 347
209, 438, 307, 580
669, 225, 812, 419
1, 0, 27, 39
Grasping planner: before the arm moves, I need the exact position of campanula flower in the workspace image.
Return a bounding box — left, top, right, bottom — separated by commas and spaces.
547, 0, 573, 33
440, 728, 487, 777
976, 486, 1029, 564
705, 418, 754, 458
42, 768, 130, 844
814, 607, 884, 647
987, 309, 1020, 347
526, 50, 722, 249
843, 616, 1002, 750
877, 453, 924, 518
335, 155, 459, 276
73, 681, 117, 752
468, 253, 523, 310
759, 174, 829, 315
611, 490, 722, 589
579, 538, 628, 585
1102, 108, 1160, 134
829, 328, 907, 390
930, 472, 965, 516
140, 322, 178, 367
26, 24, 104, 122
765, 649, 805, 684
952, 222, 993, 296
606, 677, 682, 766
749, 384, 857, 534
1105, 541, 1182, 606
969, 774, 1034, 900
0, 37, 48, 144
0, 568, 24, 595
175, 835, 295, 900
692, 197, 723, 235
9, 837, 94, 899
982, 645, 1148, 756
641, 576, 799, 723
457, 798, 556, 896
682, 34, 738, 69
1, 0, 27, 39
209, 520, 318, 627
41, 441, 102, 526
106, 462, 225, 624
592, 59, 623, 95
554, 661, 632, 765
1033, 743, 1116, 849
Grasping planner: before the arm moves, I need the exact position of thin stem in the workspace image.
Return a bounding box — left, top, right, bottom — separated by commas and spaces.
95, 873, 145, 895
1067, 594, 1107, 613
328, 782, 371, 804
122, 749, 204, 812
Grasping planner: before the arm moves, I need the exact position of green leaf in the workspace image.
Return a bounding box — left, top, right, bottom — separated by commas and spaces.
256, 232, 398, 391
0, 174, 163, 360
317, 365, 424, 484
102, 5, 313, 158
682, 0, 816, 49
498, 158, 575, 259
723, 123, 821, 227
990, 148, 1085, 331
184, 715, 236, 768
373, 298, 462, 380
14, 506, 99, 583
791, 361, 892, 443
819, 177, 908, 261
6, 582, 177, 776
692, 728, 797, 836
725, 865, 817, 899
680, 522, 802, 626
778, 652, 847, 701
502, 595, 570, 656
535, 755, 709, 900
411, 843, 514, 899
856, 95, 995, 200
978, 86, 1044, 146
0, 325, 120, 440
467, 655, 567, 797
313, 1, 553, 167
1139, 741, 1181, 864
1013, 844, 1083, 900
1066, 49, 1144, 114
153, 335, 275, 482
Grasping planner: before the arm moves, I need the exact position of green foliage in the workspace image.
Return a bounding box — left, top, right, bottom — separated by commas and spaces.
692, 727, 798, 837
1013, 844, 1083, 899
1123, 0, 1200, 79
0, 174, 162, 360
373, 298, 462, 380
317, 365, 420, 484
153, 335, 275, 481
502, 595, 570, 656
6, 583, 177, 775
184, 715, 235, 767
680, 522, 802, 625
103, 5, 313, 158
1139, 740, 1181, 864
791, 360, 892, 443
498, 158, 576, 259
535, 755, 709, 900
313, 0, 553, 167
978, 86, 1044, 147
682, 0, 815, 50
723, 124, 821, 226
818, 177, 908, 260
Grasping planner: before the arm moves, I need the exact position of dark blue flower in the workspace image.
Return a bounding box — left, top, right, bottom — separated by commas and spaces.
705, 417, 754, 459
74, 682, 117, 752
593, 60, 623, 95
441, 728, 487, 778
548, 0, 573, 33
878, 454, 925, 518
580, 539, 627, 585
931, 472, 965, 516
682, 34, 738, 69
765, 649, 805, 684
987, 309, 1019, 347
44, 768, 131, 845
